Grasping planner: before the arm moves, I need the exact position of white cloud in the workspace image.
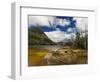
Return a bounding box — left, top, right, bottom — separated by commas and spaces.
29, 16, 72, 27
44, 30, 76, 43
67, 28, 73, 33
56, 18, 70, 26
29, 16, 88, 31
29, 16, 87, 43
73, 17, 88, 32
29, 16, 54, 26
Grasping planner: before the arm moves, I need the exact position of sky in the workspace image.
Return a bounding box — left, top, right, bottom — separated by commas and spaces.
28, 15, 88, 42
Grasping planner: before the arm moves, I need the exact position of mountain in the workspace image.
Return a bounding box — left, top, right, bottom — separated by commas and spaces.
28, 26, 56, 45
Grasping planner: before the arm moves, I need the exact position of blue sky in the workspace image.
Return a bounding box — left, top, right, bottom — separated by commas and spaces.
29, 16, 78, 33
28, 16, 88, 42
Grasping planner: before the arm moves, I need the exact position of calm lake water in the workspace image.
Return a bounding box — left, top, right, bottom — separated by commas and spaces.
29, 45, 63, 51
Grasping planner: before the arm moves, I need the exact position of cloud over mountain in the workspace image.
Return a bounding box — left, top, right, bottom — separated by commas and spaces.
28, 16, 88, 43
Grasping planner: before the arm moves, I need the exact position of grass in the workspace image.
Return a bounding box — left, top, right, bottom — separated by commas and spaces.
28, 47, 49, 66
28, 46, 88, 66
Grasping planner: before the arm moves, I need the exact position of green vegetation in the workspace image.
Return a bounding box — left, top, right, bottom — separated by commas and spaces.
72, 32, 88, 49
28, 26, 55, 46
63, 32, 88, 50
